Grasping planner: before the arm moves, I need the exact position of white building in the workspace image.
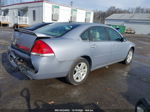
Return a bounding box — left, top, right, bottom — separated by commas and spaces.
105, 13, 150, 34
0, 1, 94, 27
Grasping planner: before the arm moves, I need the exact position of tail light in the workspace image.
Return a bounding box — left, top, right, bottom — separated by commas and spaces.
31, 40, 54, 56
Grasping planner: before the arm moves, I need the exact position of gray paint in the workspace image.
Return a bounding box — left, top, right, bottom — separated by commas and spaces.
8, 23, 135, 79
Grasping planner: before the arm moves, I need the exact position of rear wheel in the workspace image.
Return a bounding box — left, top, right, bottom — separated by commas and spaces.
123, 49, 134, 64
136, 104, 147, 112
66, 58, 90, 85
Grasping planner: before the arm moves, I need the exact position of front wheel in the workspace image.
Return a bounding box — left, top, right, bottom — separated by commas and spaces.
123, 49, 134, 64
66, 58, 90, 85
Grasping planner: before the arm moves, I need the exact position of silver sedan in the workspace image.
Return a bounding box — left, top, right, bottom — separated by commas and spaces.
8, 22, 135, 85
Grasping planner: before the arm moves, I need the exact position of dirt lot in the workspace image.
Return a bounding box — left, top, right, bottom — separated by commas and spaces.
0, 29, 150, 112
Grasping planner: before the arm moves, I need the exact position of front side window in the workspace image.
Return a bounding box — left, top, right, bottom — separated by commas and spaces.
89, 26, 109, 41
35, 23, 80, 37
106, 28, 123, 41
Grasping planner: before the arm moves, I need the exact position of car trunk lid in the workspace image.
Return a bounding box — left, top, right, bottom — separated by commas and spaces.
12, 29, 52, 54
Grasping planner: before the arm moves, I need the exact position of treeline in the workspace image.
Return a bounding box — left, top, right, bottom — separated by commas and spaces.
94, 6, 150, 23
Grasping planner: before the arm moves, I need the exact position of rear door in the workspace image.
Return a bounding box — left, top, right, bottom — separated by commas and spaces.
88, 26, 113, 69
106, 27, 128, 62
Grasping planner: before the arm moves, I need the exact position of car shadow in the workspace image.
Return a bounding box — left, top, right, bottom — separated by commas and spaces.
20, 88, 104, 112
121, 61, 150, 106
1, 52, 29, 80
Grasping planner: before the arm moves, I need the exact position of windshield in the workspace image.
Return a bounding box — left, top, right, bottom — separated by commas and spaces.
34, 23, 80, 37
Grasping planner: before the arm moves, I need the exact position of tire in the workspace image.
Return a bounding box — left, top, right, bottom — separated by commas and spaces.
135, 104, 147, 112
123, 49, 134, 64
66, 58, 90, 85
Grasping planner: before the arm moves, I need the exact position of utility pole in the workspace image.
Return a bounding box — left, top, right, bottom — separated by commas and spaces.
70, 1, 73, 7
69, 1, 74, 22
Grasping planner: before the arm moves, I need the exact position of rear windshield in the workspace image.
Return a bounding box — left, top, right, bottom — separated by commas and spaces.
25, 23, 50, 31
34, 23, 80, 37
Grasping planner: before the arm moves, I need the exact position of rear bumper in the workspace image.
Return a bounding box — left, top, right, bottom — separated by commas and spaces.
7, 49, 36, 79
8, 47, 74, 80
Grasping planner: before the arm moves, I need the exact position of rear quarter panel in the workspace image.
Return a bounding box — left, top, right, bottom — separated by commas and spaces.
42, 37, 91, 61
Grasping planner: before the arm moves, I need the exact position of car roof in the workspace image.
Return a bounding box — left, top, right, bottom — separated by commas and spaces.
52, 22, 109, 27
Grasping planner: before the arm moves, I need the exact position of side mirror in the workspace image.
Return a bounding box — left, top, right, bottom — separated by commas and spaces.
120, 38, 125, 42
135, 99, 150, 112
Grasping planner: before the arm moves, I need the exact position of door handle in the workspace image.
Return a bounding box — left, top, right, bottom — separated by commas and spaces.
91, 44, 96, 48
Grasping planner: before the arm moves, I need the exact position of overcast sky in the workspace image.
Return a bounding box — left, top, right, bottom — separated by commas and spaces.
3, 0, 150, 11
54, 0, 150, 10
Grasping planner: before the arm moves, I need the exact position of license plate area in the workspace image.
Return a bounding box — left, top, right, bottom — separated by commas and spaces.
8, 50, 36, 74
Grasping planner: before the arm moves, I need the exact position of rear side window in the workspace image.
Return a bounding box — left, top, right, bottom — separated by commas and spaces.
35, 23, 79, 37
89, 26, 109, 41
81, 30, 89, 41
106, 28, 123, 41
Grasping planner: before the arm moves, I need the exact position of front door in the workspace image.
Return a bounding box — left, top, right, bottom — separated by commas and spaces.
106, 27, 128, 62
88, 26, 113, 69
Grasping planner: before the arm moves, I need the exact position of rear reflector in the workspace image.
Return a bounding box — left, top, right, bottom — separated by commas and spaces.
16, 44, 30, 52
31, 40, 54, 56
